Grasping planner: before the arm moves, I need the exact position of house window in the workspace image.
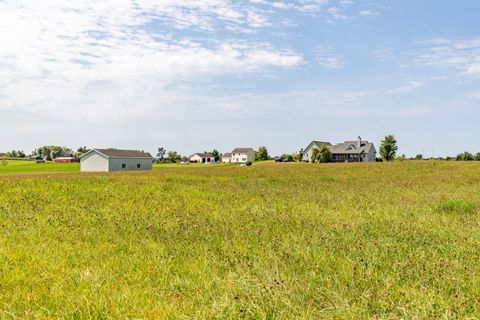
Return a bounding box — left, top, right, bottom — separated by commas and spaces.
122, 164, 126, 168
242, 158, 247, 161
137, 164, 141, 168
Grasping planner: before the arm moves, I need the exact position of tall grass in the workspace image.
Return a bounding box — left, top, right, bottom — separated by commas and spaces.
1, 161, 480, 318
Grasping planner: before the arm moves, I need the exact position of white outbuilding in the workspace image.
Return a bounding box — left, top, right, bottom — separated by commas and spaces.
80, 149, 153, 172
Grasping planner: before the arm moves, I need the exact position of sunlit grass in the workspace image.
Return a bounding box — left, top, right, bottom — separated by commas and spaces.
0, 160, 80, 174
1, 161, 480, 318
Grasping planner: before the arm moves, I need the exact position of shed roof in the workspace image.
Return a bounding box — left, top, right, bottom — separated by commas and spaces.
91, 149, 152, 159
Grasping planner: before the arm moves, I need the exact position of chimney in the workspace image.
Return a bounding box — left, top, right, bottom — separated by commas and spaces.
357, 136, 361, 148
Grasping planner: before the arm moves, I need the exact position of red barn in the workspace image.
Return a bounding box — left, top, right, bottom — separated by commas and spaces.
53, 157, 80, 163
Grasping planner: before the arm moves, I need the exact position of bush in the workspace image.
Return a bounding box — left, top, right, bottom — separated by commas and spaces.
310, 146, 332, 163
246, 161, 252, 166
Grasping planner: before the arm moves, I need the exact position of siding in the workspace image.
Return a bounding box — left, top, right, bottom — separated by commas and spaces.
365, 146, 377, 162
231, 151, 255, 163
109, 158, 153, 172
302, 143, 322, 162
80, 152, 109, 172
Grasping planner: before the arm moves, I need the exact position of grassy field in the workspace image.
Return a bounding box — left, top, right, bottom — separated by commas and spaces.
0, 160, 80, 174
0, 160, 237, 175
1, 161, 480, 318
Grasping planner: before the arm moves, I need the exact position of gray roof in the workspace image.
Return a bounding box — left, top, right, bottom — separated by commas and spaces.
311, 141, 332, 148
222, 153, 232, 157
190, 153, 213, 158
232, 148, 255, 153
329, 141, 375, 154
304, 141, 331, 153
93, 149, 152, 159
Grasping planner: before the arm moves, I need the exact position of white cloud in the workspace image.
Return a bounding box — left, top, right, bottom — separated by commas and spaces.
0, 0, 307, 122
385, 80, 425, 94
314, 47, 345, 69
359, 10, 379, 16
411, 37, 480, 77
371, 48, 394, 61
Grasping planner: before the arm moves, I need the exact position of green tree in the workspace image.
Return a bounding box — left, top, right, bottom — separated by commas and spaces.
33, 146, 73, 160
457, 152, 474, 161
156, 147, 166, 162
311, 148, 320, 163
317, 145, 333, 163
311, 146, 332, 163
415, 154, 423, 160
76, 146, 90, 157
256, 146, 269, 161
211, 149, 220, 162
294, 148, 304, 162
380, 135, 398, 161
6, 150, 25, 158
167, 151, 181, 163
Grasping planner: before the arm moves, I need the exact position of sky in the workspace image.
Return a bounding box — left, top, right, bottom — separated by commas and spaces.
1, 0, 480, 157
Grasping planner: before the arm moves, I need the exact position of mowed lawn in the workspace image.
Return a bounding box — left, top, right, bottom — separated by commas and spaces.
1, 161, 480, 318
0, 160, 80, 174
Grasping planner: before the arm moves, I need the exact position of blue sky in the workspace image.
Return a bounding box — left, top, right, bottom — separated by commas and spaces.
1, 0, 480, 157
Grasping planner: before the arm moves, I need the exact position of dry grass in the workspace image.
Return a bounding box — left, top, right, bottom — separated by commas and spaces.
1, 161, 480, 318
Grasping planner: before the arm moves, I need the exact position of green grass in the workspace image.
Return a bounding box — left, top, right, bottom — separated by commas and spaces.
0, 161, 238, 175
1, 161, 480, 318
0, 160, 80, 174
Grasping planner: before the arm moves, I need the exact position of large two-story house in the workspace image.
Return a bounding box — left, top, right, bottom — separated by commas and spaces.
303, 137, 376, 163
222, 148, 256, 163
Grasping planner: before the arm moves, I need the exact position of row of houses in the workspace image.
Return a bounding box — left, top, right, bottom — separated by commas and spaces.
79, 147, 257, 172
78, 136, 376, 172
190, 148, 256, 164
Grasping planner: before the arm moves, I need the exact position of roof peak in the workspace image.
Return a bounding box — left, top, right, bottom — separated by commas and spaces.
91, 149, 151, 158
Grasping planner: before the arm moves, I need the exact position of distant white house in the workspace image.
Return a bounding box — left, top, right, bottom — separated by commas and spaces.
222, 153, 232, 163
231, 148, 256, 163
303, 137, 376, 162
80, 149, 153, 172
190, 153, 214, 163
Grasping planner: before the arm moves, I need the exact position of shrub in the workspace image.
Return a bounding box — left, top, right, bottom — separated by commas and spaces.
310, 146, 332, 163
246, 161, 252, 166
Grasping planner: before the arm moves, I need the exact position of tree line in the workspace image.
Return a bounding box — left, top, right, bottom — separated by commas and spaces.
1, 146, 91, 160
3, 138, 477, 163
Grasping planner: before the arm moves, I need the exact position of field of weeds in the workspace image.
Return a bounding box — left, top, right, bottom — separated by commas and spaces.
1, 161, 480, 318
